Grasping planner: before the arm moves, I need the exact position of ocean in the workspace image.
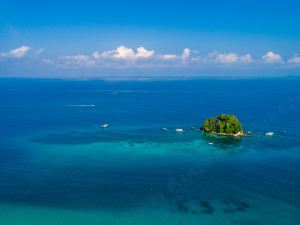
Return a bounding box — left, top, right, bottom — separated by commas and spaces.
0, 78, 300, 225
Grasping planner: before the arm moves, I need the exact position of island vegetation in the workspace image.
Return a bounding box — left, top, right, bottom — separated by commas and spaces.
202, 114, 247, 137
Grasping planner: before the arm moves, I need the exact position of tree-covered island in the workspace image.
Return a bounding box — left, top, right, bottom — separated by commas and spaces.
202, 114, 247, 137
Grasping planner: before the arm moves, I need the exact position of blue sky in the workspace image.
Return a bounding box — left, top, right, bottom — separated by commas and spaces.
1, 0, 300, 79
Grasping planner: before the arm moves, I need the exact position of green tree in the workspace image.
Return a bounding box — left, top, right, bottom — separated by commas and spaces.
202, 114, 243, 134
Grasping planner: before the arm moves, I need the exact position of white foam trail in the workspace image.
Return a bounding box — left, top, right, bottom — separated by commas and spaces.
65, 104, 95, 107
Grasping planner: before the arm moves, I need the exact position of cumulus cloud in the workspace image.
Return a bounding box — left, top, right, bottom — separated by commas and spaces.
56, 47, 287, 70
215, 53, 239, 63
4, 44, 300, 79
262, 51, 284, 64
287, 56, 300, 64
0, 46, 31, 58
160, 48, 191, 61
102, 45, 135, 60
182, 48, 191, 60
136, 47, 155, 58
92, 45, 154, 61
161, 54, 177, 60
61, 54, 95, 67
239, 54, 253, 63
9, 44, 293, 72
209, 52, 253, 64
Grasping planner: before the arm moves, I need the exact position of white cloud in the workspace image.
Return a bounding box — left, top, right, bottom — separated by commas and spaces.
1, 46, 31, 58
161, 54, 177, 60
239, 54, 253, 63
92, 46, 195, 64
92, 51, 102, 60
108, 45, 135, 60
287, 56, 300, 64
28, 45, 293, 71
182, 48, 191, 60
136, 47, 154, 58
262, 51, 284, 64
93, 45, 154, 61
4, 45, 300, 77
210, 52, 253, 64
160, 48, 190, 61
215, 53, 239, 63
61, 54, 95, 67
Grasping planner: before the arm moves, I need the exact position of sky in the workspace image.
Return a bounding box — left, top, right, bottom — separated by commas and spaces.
1, 0, 300, 79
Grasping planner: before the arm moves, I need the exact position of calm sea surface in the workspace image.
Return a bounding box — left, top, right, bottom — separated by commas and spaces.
0, 78, 300, 225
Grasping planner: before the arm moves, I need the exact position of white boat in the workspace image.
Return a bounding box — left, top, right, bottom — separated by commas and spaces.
101, 123, 109, 128
208, 142, 214, 145
265, 132, 274, 136
176, 128, 184, 133
161, 128, 168, 131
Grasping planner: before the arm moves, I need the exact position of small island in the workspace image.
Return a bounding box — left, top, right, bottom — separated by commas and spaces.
202, 114, 247, 137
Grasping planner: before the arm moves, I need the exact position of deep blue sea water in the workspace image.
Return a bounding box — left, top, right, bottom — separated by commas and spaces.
0, 78, 300, 225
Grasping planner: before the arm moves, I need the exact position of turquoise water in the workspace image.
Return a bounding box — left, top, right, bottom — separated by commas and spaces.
0, 78, 300, 225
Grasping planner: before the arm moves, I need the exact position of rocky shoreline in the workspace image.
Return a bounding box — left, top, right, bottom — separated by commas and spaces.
207, 131, 250, 137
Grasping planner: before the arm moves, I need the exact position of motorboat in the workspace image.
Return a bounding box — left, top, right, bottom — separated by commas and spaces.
101, 123, 109, 128
176, 128, 184, 133
265, 132, 274, 136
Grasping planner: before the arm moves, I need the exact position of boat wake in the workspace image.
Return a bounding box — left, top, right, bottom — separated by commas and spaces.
65, 104, 95, 107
